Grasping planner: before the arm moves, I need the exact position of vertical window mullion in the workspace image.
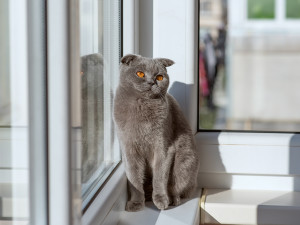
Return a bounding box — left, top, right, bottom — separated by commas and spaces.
103, 0, 112, 163
27, 0, 48, 224
47, 0, 81, 225
277, 0, 285, 23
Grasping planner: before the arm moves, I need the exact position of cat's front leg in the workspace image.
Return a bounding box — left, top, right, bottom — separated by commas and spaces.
126, 180, 144, 212
152, 146, 174, 210
123, 151, 146, 212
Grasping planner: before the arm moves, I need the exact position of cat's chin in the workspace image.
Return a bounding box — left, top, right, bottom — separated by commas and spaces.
145, 92, 164, 99
151, 85, 163, 95
134, 85, 165, 99
137, 88, 163, 99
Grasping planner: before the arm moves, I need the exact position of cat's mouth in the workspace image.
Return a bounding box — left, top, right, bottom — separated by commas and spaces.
151, 85, 161, 94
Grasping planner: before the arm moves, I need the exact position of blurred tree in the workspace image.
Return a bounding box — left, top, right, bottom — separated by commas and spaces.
248, 0, 275, 19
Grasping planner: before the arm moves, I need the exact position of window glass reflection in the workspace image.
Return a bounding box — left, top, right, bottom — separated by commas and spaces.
78, 0, 121, 208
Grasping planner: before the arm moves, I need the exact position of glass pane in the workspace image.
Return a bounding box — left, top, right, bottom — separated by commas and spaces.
77, 0, 121, 209
286, 0, 300, 19
199, 0, 300, 132
248, 0, 275, 19
0, 0, 29, 223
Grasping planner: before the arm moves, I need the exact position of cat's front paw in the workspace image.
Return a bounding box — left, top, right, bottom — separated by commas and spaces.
153, 194, 169, 210
171, 195, 181, 206
126, 201, 145, 212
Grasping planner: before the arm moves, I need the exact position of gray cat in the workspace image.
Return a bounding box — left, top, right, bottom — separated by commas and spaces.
113, 54, 199, 211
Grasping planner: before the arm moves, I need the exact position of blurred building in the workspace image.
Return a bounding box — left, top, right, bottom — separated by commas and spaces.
227, 0, 300, 130
199, 0, 227, 39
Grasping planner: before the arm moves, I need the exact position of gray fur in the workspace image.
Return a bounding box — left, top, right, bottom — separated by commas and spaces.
114, 54, 199, 211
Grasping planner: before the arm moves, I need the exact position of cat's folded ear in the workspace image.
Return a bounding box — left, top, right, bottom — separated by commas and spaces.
121, 54, 140, 65
156, 58, 175, 67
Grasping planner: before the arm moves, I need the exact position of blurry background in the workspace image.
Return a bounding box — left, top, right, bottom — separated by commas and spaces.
199, 0, 300, 132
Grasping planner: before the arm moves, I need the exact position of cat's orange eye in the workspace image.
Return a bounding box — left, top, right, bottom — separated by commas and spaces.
156, 75, 163, 81
136, 71, 145, 78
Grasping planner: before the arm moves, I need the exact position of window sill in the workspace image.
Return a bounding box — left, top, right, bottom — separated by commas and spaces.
119, 189, 201, 225
82, 163, 127, 225
201, 188, 300, 225
82, 162, 201, 225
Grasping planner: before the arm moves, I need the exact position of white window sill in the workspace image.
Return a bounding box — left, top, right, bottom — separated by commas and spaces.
82, 163, 201, 225
119, 189, 201, 225
201, 188, 300, 225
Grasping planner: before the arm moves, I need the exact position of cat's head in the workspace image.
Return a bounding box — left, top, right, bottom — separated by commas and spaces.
119, 54, 174, 98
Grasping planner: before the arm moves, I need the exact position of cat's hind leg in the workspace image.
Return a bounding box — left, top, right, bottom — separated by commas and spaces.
169, 142, 198, 206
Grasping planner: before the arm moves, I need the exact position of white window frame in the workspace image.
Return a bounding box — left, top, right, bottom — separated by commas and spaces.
47, 0, 81, 225
27, 0, 48, 224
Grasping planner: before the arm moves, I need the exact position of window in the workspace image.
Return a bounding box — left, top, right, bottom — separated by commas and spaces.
0, 0, 122, 224
0, 0, 47, 224
247, 0, 275, 19
199, 0, 300, 132
0, 1, 30, 223
0, 1, 30, 217
200, 0, 213, 16
286, 0, 300, 18
77, 0, 121, 210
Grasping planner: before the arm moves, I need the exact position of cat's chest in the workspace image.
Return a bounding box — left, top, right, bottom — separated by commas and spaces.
124, 98, 167, 133
133, 98, 166, 121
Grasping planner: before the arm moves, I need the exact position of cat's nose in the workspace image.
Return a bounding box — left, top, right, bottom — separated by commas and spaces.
147, 79, 155, 85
